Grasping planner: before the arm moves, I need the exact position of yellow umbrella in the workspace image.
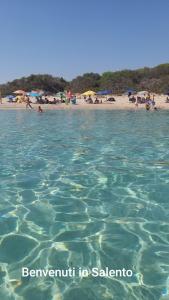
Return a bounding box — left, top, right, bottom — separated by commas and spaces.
82, 90, 96, 96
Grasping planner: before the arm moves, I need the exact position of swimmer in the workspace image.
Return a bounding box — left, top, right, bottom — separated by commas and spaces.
145, 103, 150, 111
38, 106, 43, 113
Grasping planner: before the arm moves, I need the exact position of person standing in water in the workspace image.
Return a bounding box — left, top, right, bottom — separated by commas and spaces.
38, 106, 43, 113
145, 103, 150, 110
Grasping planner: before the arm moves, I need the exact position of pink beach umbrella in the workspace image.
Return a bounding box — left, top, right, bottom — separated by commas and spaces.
13, 90, 25, 95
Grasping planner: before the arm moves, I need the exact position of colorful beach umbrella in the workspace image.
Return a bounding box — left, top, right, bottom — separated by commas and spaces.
82, 90, 96, 96
13, 90, 25, 94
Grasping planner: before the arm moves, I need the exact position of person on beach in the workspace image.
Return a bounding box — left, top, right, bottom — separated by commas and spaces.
67, 90, 72, 103
60, 93, 64, 103
128, 91, 132, 98
87, 96, 93, 104
152, 99, 156, 108
94, 97, 99, 104
150, 95, 155, 107
135, 98, 138, 108
25, 96, 33, 109
71, 95, 77, 104
44, 97, 49, 104
65, 97, 69, 105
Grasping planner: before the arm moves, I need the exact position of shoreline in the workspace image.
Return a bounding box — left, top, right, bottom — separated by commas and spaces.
0, 103, 169, 110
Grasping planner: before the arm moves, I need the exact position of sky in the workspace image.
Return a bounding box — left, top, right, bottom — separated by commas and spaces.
0, 0, 169, 83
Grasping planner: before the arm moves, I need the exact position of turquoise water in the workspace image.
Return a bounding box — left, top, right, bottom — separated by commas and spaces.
0, 110, 169, 300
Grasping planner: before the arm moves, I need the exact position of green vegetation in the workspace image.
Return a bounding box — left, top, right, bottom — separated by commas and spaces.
1, 64, 169, 96
0, 74, 68, 96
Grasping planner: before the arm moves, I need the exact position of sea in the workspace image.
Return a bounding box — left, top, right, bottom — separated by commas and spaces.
0, 109, 169, 300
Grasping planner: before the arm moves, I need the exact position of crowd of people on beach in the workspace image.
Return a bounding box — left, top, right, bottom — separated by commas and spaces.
5, 92, 78, 112
2, 89, 169, 112
84, 95, 116, 104
128, 93, 158, 110
35, 95, 76, 105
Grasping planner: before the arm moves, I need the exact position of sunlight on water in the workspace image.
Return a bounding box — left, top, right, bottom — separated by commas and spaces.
0, 110, 169, 300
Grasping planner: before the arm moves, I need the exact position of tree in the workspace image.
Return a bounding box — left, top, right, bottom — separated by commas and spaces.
70, 73, 101, 93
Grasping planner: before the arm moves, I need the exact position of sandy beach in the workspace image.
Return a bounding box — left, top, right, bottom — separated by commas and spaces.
1, 94, 169, 110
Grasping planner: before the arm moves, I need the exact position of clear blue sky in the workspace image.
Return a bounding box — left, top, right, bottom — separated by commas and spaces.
0, 0, 169, 83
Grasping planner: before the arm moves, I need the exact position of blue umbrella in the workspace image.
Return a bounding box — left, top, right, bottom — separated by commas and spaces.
124, 89, 136, 96
127, 88, 134, 92
96, 90, 112, 95
27, 92, 41, 97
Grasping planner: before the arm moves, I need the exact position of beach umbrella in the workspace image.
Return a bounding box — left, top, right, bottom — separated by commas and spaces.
82, 90, 96, 96
27, 92, 41, 97
13, 90, 25, 94
124, 89, 136, 95
127, 88, 135, 93
137, 91, 149, 95
96, 90, 112, 95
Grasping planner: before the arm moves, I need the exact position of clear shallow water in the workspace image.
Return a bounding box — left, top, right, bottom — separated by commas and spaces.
0, 110, 169, 300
